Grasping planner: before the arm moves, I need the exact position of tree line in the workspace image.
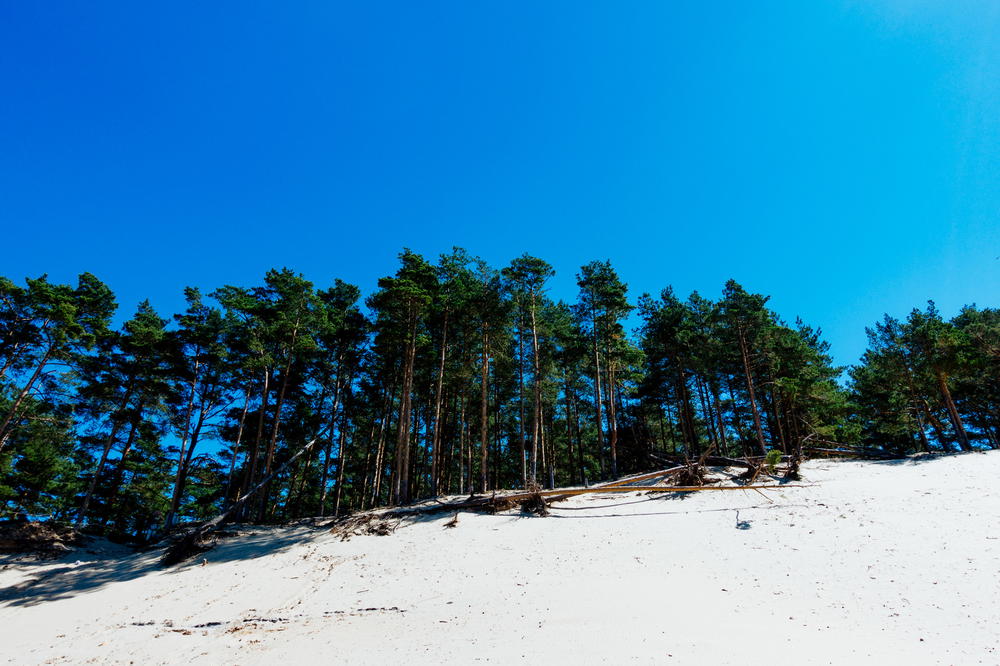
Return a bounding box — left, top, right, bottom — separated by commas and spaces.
1, 249, 996, 537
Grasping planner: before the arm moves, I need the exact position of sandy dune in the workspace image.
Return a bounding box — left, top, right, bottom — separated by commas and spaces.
3, 452, 1000, 665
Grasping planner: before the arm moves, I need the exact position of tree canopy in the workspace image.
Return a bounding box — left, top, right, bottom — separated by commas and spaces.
1, 252, 995, 537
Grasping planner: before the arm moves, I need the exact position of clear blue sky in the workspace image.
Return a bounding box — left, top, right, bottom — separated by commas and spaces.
2, 2, 997, 368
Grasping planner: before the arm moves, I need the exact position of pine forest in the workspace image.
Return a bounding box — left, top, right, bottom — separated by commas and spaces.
2, 248, 997, 539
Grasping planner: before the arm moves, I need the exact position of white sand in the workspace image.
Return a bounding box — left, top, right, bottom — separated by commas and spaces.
3, 452, 1000, 665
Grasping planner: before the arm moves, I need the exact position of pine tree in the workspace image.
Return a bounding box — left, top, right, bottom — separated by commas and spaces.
575, 261, 631, 479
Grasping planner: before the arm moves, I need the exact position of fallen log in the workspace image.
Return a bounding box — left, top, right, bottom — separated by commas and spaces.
583, 466, 686, 489
650, 453, 785, 469
373, 482, 803, 519
510, 484, 801, 499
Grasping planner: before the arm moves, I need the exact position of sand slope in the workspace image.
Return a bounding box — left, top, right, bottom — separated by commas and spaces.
3, 452, 1000, 665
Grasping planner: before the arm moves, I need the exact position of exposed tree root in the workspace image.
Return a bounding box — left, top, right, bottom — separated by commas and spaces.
676, 463, 709, 487
519, 483, 550, 516
329, 514, 401, 541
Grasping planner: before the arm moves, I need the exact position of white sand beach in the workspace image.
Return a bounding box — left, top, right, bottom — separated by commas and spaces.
3, 452, 999, 665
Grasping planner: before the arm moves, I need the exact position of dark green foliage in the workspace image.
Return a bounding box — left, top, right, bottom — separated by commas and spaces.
638, 282, 852, 461
850, 303, 999, 453
0, 254, 993, 538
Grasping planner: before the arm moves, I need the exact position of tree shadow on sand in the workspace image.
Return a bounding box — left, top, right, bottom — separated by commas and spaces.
816, 450, 986, 468
0, 525, 318, 608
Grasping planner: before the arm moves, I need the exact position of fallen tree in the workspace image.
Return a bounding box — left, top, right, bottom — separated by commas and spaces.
163, 434, 802, 566
359, 480, 801, 521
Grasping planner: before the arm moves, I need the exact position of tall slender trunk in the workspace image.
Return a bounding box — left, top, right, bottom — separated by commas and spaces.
319, 405, 338, 516
592, 313, 605, 478
663, 402, 677, 453
165, 360, 201, 528
333, 413, 350, 517
572, 392, 586, 485
564, 376, 579, 485
769, 385, 788, 454
76, 416, 128, 526
168, 406, 207, 524
723, 374, 750, 455
458, 392, 467, 494
538, 407, 547, 487
710, 385, 729, 457
225, 388, 252, 504
240, 369, 270, 516
479, 326, 490, 493
913, 409, 931, 453
937, 371, 971, 451
444, 390, 458, 494
0, 347, 53, 451
319, 373, 345, 515
517, 312, 527, 487
694, 375, 717, 453
492, 377, 502, 491
358, 415, 376, 511
103, 412, 143, 526
411, 401, 424, 498
259, 353, 295, 520
655, 404, 668, 452
547, 414, 556, 489
430, 312, 448, 495
373, 404, 390, 506
737, 323, 767, 456
605, 352, 619, 478
371, 385, 394, 507
920, 399, 952, 450
900, 356, 933, 450
529, 293, 542, 483
675, 367, 698, 456
393, 309, 418, 505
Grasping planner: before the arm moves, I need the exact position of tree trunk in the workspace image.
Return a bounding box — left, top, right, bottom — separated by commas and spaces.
529, 293, 542, 483
333, 417, 349, 517
239, 369, 270, 519
319, 374, 345, 515
937, 371, 971, 451
393, 308, 418, 505
592, 314, 605, 478
920, 399, 953, 450
258, 353, 295, 521
607, 360, 620, 478
371, 387, 393, 507
102, 413, 143, 526
479, 326, 490, 493
738, 323, 768, 456
0, 347, 53, 451
167, 406, 207, 526
165, 360, 201, 529
76, 419, 126, 526
572, 391, 587, 485
711, 385, 729, 457
224, 388, 252, 504
724, 374, 750, 456
430, 312, 448, 495
517, 312, 527, 487
564, 377, 579, 485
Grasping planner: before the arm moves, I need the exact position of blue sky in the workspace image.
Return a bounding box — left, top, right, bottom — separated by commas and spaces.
1, 2, 997, 368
